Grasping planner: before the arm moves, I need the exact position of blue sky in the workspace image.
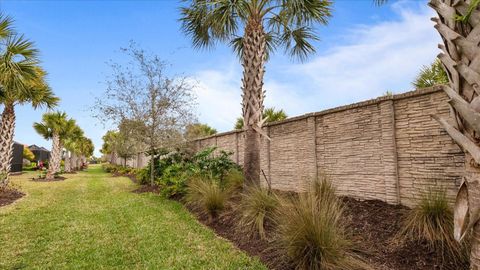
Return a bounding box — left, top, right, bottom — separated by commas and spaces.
0, 0, 439, 156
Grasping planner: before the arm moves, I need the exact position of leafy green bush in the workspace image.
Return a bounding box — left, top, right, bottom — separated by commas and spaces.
138, 151, 189, 184
137, 148, 241, 199
102, 163, 119, 173
185, 176, 231, 220
188, 147, 240, 183
158, 163, 188, 198
274, 178, 369, 270
395, 188, 468, 264
237, 184, 279, 239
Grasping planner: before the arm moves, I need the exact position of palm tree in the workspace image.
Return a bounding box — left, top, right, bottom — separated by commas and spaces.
376, 0, 480, 266
64, 125, 83, 173
77, 136, 94, 169
185, 123, 217, 140
180, 0, 332, 184
412, 59, 449, 89
235, 107, 287, 129
101, 130, 120, 164
33, 112, 75, 180
0, 34, 58, 185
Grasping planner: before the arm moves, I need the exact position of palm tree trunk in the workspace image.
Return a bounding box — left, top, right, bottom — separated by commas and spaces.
241, 19, 266, 185
110, 151, 117, 165
429, 1, 480, 267
64, 151, 71, 173
0, 104, 16, 188
71, 153, 77, 171
46, 133, 61, 180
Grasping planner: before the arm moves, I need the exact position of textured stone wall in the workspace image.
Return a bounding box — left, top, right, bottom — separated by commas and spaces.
192, 86, 464, 207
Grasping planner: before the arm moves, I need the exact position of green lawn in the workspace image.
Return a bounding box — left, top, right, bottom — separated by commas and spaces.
0, 165, 266, 269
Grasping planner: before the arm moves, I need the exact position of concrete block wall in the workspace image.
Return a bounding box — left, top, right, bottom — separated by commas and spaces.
192, 86, 464, 207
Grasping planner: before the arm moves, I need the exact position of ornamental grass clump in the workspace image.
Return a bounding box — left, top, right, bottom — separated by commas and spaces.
185, 176, 229, 220
274, 177, 370, 270
395, 188, 469, 264
237, 184, 279, 239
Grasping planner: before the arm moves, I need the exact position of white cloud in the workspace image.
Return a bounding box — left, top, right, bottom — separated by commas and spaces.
288, 3, 440, 109
192, 63, 243, 131
193, 2, 441, 131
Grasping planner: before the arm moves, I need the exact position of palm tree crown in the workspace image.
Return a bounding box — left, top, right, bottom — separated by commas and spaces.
180, 0, 332, 61
33, 112, 75, 140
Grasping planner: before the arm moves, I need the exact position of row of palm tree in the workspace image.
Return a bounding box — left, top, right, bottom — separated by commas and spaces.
33, 111, 94, 180
0, 14, 59, 188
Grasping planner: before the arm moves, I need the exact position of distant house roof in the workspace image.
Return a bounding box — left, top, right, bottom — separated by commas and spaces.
29, 144, 50, 152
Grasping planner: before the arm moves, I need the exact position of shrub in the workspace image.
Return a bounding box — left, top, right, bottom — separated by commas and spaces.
237, 184, 279, 239
274, 178, 369, 270
188, 147, 240, 182
395, 188, 468, 264
185, 176, 230, 220
158, 163, 188, 198
139, 151, 189, 185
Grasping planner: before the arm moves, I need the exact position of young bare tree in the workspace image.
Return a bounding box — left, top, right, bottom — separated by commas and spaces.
94, 43, 196, 185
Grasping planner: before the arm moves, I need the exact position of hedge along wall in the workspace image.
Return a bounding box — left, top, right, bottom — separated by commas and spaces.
191, 86, 465, 207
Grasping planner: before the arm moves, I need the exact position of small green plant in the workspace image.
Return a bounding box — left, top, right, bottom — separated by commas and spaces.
237, 184, 279, 239
395, 188, 469, 264
274, 178, 369, 270
189, 147, 240, 182
185, 176, 230, 220
158, 163, 188, 198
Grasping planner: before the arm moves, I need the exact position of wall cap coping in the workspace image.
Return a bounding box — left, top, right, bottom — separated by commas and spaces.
192, 85, 444, 142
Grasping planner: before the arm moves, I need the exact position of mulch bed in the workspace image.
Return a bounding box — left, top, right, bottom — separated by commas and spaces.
132, 185, 161, 194
190, 199, 290, 270
0, 188, 25, 207
342, 197, 468, 270
189, 196, 468, 270
31, 176, 67, 182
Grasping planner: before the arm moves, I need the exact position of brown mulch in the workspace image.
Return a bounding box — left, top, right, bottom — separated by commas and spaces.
31, 176, 67, 182
0, 188, 25, 207
342, 197, 468, 270
186, 195, 468, 270
132, 185, 161, 194
191, 199, 290, 270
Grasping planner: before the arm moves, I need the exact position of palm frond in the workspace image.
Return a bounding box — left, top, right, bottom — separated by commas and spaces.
32, 122, 51, 140
0, 14, 14, 40
279, 0, 332, 25
373, 0, 388, 6
279, 26, 318, 62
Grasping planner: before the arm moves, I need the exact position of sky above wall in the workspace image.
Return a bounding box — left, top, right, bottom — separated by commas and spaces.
0, 0, 440, 156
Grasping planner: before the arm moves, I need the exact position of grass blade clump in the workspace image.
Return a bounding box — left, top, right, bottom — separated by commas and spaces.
274, 177, 370, 270
185, 176, 229, 220
237, 184, 279, 239
395, 188, 469, 265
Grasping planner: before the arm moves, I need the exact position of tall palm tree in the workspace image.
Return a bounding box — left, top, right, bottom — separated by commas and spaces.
376, 0, 480, 266
33, 112, 75, 180
64, 125, 83, 173
180, 0, 332, 184
101, 130, 119, 164
0, 35, 58, 185
77, 136, 94, 169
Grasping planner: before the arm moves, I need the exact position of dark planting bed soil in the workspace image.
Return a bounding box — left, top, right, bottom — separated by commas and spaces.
132, 185, 160, 194
189, 196, 468, 270
31, 176, 67, 182
0, 188, 24, 207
